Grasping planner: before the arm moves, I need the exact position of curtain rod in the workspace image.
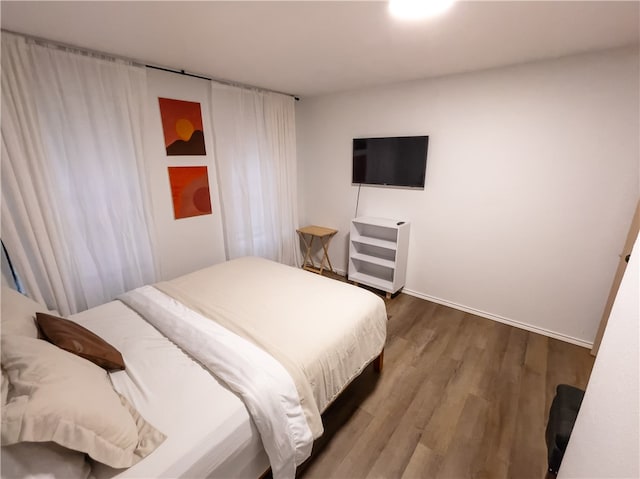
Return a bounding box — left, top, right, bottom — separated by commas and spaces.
144, 64, 300, 101
1, 29, 300, 101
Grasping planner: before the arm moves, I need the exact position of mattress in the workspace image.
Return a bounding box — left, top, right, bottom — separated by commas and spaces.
68, 257, 387, 478
70, 300, 269, 479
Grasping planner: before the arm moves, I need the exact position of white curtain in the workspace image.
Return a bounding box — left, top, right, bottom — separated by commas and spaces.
1, 32, 157, 315
210, 84, 299, 266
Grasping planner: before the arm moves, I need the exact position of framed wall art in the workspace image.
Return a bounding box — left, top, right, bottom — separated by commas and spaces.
158, 98, 206, 156
167, 166, 212, 219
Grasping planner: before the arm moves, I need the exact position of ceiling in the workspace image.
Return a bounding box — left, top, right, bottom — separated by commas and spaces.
2, 1, 638, 98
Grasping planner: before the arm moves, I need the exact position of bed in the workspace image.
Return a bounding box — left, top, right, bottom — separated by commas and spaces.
1, 256, 387, 479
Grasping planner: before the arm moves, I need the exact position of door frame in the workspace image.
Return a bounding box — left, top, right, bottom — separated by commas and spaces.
591, 199, 640, 356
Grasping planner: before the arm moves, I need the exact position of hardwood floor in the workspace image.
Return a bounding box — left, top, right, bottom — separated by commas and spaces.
298, 292, 594, 479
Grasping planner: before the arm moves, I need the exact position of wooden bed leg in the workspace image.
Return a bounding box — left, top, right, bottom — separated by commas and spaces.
374, 350, 384, 373
258, 467, 271, 479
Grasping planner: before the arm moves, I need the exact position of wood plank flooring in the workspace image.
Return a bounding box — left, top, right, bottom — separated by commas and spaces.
298, 292, 594, 479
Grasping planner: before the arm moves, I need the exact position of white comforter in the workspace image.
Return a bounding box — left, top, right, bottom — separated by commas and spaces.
122, 257, 387, 479
119, 286, 312, 479
155, 257, 388, 424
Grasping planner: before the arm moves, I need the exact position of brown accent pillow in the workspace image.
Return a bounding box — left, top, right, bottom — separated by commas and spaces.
35, 313, 125, 371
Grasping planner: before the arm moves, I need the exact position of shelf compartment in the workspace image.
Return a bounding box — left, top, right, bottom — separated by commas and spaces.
352, 217, 402, 229
350, 259, 394, 283
351, 241, 396, 262
352, 220, 398, 244
351, 235, 397, 251
350, 252, 395, 269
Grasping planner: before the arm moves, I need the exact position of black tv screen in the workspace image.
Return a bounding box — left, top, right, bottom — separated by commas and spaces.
352, 136, 428, 188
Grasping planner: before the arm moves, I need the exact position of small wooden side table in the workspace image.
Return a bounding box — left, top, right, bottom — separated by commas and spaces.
297, 225, 338, 275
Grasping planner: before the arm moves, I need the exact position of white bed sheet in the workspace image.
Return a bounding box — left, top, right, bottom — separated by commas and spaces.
119, 285, 313, 479
70, 300, 269, 479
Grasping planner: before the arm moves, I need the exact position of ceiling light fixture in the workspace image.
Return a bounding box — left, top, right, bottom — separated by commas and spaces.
388, 0, 455, 20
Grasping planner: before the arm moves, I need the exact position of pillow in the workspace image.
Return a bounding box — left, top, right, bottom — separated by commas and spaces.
1, 335, 165, 468
1, 441, 91, 479
1, 286, 49, 338
36, 312, 125, 371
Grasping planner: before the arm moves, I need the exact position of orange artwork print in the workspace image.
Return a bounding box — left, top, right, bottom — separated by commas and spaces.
158, 98, 206, 155
168, 166, 212, 219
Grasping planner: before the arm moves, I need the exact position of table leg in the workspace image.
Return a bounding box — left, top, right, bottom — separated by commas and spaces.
301, 234, 318, 271
308, 236, 317, 270
300, 233, 312, 270
319, 241, 325, 276
321, 236, 336, 274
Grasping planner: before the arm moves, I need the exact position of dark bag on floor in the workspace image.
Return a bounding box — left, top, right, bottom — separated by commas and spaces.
545, 384, 585, 475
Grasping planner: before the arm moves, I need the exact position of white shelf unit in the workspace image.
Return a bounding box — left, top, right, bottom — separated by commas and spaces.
348, 217, 410, 298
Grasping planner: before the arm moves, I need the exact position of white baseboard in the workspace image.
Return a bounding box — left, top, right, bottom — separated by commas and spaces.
402, 288, 593, 349
335, 268, 592, 349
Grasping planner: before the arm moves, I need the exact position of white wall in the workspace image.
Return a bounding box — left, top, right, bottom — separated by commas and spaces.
296, 47, 639, 346
144, 69, 226, 280
559, 234, 639, 478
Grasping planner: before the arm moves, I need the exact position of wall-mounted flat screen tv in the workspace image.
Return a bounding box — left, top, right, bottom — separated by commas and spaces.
352, 136, 429, 188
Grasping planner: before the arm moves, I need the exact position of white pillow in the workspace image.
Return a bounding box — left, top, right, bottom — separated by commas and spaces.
1, 335, 166, 468
1, 286, 51, 337
1, 441, 91, 479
